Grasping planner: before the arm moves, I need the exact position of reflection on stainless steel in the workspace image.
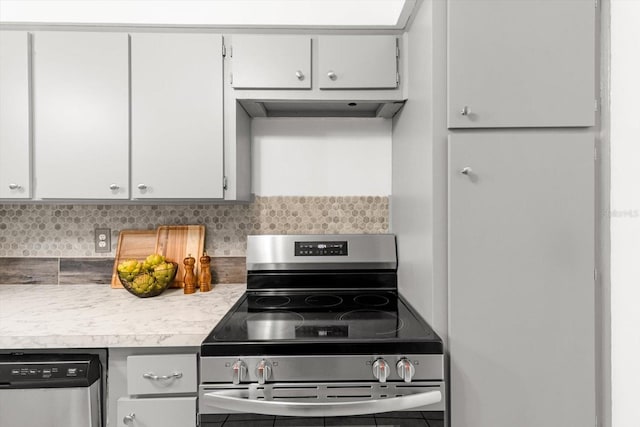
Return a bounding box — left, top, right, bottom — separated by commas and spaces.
202, 383, 443, 417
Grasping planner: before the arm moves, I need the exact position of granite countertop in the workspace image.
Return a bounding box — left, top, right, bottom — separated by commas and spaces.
0, 283, 246, 349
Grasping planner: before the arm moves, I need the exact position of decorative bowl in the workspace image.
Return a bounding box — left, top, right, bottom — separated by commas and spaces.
117, 261, 178, 298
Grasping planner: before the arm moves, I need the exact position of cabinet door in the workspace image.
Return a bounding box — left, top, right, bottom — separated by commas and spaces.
131, 33, 224, 199
33, 32, 129, 199
231, 35, 311, 89
117, 397, 196, 427
318, 35, 398, 89
448, 131, 595, 427
448, 0, 595, 128
0, 31, 30, 199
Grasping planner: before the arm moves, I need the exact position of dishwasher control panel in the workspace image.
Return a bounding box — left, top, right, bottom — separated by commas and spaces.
0, 354, 100, 388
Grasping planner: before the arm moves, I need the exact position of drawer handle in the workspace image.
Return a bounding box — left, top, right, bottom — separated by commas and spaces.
143, 372, 183, 381
123, 413, 135, 425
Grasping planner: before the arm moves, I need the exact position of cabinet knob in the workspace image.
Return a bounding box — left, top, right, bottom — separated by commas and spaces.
123, 413, 135, 425
327, 71, 337, 81
460, 106, 471, 116
460, 167, 472, 175
109, 184, 119, 190
137, 184, 147, 190
8, 183, 21, 190
295, 70, 305, 81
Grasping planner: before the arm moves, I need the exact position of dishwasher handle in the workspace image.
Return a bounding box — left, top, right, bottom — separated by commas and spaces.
203, 389, 441, 417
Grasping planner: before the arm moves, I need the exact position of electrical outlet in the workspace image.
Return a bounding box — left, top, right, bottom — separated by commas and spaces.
94, 228, 111, 253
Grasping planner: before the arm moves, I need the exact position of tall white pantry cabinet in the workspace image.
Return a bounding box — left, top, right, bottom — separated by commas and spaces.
447, 1, 596, 427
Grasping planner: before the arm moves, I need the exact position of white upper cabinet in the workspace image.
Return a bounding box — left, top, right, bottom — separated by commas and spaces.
448, 0, 595, 128
0, 31, 31, 199
131, 33, 224, 199
318, 35, 398, 89
33, 32, 129, 199
231, 35, 311, 89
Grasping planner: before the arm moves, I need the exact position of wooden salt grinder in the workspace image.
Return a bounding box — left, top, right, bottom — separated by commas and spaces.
199, 252, 212, 292
183, 254, 196, 294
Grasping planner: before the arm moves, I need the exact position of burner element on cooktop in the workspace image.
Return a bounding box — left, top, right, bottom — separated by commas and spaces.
354, 294, 390, 307
254, 295, 291, 307
304, 294, 344, 307
339, 309, 405, 335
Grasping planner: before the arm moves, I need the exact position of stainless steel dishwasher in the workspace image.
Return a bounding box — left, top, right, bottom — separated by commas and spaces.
0, 354, 102, 427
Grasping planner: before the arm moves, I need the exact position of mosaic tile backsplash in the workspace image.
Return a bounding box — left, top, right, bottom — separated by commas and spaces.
0, 196, 389, 258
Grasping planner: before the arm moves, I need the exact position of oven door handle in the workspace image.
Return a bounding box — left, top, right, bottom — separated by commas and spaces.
203, 389, 442, 417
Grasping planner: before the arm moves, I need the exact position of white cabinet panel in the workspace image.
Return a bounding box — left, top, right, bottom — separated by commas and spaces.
448, 0, 595, 128
318, 35, 398, 89
0, 31, 30, 199
231, 35, 311, 89
33, 32, 129, 199
131, 33, 224, 199
448, 131, 595, 427
126, 354, 197, 396
117, 397, 196, 427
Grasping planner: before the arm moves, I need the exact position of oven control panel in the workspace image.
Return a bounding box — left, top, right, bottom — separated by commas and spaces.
295, 241, 348, 256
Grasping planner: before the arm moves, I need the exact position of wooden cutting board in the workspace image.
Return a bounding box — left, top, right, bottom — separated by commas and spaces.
111, 229, 157, 288
155, 225, 206, 288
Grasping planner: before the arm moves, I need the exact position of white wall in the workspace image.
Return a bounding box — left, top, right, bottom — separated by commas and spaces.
610, 1, 640, 426
252, 117, 392, 196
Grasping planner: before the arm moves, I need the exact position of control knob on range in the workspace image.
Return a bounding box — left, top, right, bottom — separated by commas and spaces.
231, 360, 247, 385
396, 358, 416, 383
372, 358, 390, 383
256, 359, 272, 385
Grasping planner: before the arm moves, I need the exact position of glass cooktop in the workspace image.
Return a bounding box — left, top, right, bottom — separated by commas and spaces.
201, 291, 443, 356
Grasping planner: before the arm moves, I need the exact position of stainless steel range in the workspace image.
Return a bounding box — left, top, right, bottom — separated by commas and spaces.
199, 234, 445, 426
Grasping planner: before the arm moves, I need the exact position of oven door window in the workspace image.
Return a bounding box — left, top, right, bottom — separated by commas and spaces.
200, 411, 444, 426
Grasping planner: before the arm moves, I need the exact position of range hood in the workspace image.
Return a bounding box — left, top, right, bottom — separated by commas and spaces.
237, 99, 406, 119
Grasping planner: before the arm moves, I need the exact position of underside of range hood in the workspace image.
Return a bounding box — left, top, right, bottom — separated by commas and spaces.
237, 99, 406, 119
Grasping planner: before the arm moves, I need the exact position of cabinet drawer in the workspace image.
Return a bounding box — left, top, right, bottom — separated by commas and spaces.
127, 354, 197, 395
117, 396, 196, 427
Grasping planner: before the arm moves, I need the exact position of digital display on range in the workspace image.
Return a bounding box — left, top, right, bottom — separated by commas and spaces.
295, 241, 348, 256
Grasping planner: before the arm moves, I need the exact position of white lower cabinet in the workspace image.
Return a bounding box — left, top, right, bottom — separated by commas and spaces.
117, 396, 196, 427
448, 131, 595, 427
107, 349, 199, 427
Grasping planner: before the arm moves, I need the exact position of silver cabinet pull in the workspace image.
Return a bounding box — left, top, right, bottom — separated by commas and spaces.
143, 372, 183, 381
327, 71, 337, 81
295, 70, 305, 81
204, 389, 442, 417
460, 106, 470, 116
123, 413, 135, 425
137, 184, 147, 190
8, 183, 21, 190
109, 184, 119, 190
460, 167, 472, 175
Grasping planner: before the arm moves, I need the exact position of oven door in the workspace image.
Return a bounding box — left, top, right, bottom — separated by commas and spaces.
199, 381, 445, 426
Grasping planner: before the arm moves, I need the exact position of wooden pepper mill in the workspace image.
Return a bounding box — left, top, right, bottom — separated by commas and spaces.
199, 252, 212, 292
183, 254, 196, 294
